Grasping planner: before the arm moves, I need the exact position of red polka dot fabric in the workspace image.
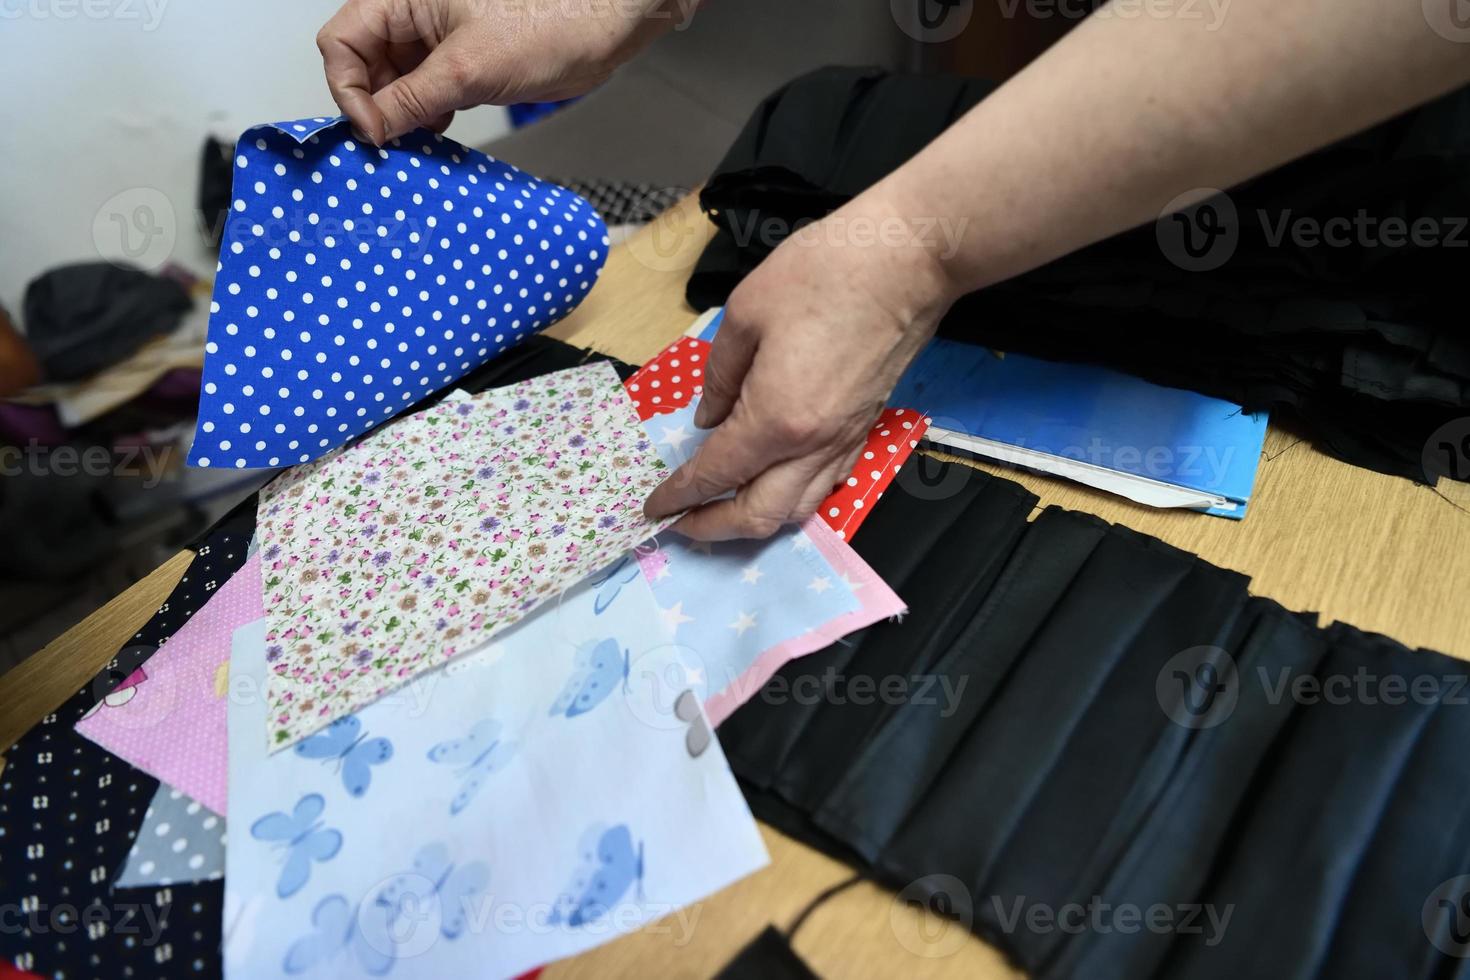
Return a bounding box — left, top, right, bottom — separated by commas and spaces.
820, 408, 930, 540
625, 339, 929, 540
625, 336, 708, 420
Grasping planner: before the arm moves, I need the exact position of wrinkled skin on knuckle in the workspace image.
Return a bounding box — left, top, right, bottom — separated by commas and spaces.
739, 513, 784, 539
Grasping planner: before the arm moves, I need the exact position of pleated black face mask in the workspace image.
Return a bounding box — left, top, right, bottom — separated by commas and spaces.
720, 456, 1470, 980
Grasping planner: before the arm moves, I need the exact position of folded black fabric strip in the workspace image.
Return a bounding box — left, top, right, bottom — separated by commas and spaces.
722, 458, 1470, 979
688, 66, 1470, 483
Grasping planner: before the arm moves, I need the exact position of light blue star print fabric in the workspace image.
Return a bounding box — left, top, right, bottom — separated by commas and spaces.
640, 403, 861, 701
189, 115, 608, 469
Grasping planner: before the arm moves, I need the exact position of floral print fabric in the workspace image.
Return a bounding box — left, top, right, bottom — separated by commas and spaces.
256, 361, 677, 751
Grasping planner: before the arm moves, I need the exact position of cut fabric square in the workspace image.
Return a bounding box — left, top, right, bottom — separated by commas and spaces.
625, 335, 709, 420
623, 336, 927, 539
189, 115, 608, 469
225, 559, 766, 979
74, 554, 263, 812
821, 407, 929, 540
113, 782, 226, 889
0, 512, 253, 980
256, 361, 679, 750
640, 402, 906, 726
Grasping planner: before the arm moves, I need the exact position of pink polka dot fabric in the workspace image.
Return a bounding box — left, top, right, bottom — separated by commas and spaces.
74, 553, 264, 814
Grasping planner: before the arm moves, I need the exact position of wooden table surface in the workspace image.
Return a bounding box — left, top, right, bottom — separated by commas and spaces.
2, 193, 1466, 978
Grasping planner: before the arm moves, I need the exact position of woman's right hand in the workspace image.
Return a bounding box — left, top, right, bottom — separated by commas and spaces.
317, 0, 690, 145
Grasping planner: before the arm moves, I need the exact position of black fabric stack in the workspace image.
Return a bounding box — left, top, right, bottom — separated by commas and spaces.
720, 456, 1470, 978
687, 67, 1470, 483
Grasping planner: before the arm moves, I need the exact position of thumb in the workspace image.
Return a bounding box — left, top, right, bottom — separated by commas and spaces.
693, 319, 757, 429
371, 37, 478, 143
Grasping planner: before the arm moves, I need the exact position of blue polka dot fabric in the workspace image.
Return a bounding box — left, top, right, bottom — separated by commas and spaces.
189, 115, 609, 469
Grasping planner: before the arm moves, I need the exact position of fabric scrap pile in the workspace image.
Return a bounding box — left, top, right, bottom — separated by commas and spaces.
0, 116, 914, 980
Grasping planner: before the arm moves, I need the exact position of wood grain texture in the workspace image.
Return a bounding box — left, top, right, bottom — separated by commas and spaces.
0, 549, 194, 755
6, 192, 1466, 977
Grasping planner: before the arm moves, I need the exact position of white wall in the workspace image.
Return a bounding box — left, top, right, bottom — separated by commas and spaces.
0, 0, 509, 317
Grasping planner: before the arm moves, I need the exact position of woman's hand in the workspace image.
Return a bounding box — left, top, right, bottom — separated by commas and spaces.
643, 188, 961, 540
317, 0, 689, 145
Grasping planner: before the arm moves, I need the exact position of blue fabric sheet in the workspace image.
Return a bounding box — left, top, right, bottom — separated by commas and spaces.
190, 115, 608, 469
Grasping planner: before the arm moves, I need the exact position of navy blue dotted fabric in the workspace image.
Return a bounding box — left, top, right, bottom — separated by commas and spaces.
0, 510, 253, 979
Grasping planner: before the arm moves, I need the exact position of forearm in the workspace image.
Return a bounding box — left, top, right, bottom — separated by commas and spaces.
875, 0, 1470, 297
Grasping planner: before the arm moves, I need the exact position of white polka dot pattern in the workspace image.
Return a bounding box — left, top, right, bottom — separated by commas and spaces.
113, 782, 225, 888
189, 115, 609, 469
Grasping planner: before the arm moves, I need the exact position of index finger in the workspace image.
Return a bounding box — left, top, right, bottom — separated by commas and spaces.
317, 1, 391, 144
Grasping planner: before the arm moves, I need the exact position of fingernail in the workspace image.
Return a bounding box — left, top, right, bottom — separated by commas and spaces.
693, 402, 711, 429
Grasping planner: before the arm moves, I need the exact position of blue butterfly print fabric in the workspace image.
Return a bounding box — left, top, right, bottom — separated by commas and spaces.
284, 842, 489, 976
427, 718, 518, 815
190, 115, 608, 469
295, 714, 394, 798
225, 565, 767, 979
249, 792, 343, 898
283, 894, 393, 977
590, 554, 640, 614
549, 637, 630, 718
551, 823, 644, 928
552, 828, 643, 928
